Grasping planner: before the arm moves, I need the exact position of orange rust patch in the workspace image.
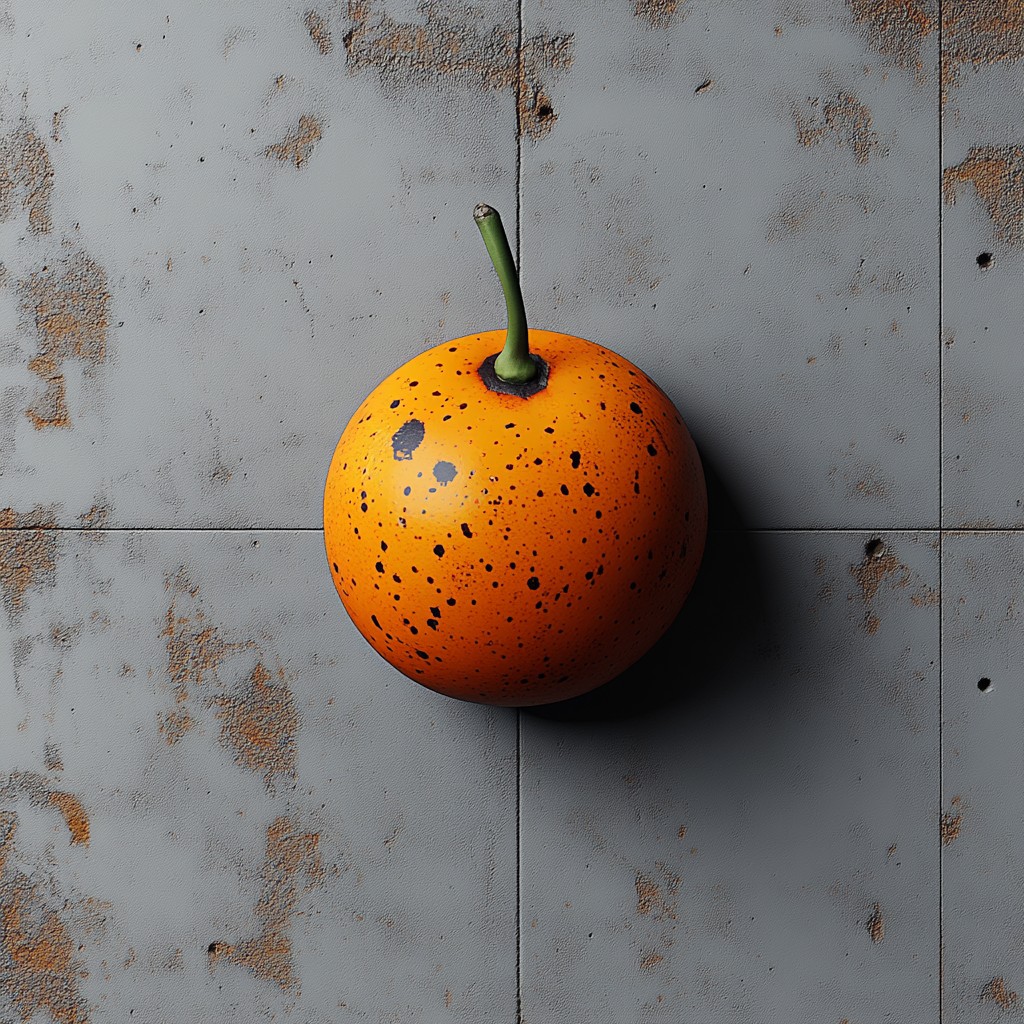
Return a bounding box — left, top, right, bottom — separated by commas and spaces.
867, 902, 885, 942
157, 709, 194, 745
0, 127, 54, 234
635, 866, 679, 921
982, 976, 1019, 1009
19, 251, 110, 431
635, 0, 683, 28
44, 743, 63, 773
47, 793, 89, 846
162, 603, 239, 702
941, 809, 962, 845
849, 541, 915, 634
795, 94, 878, 164
305, 9, 332, 54
51, 108, 68, 144
213, 663, 298, 791
342, 0, 573, 141
265, 115, 323, 169
209, 816, 324, 992
677, 824, 687, 840
0, 506, 59, 621
77, 503, 110, 532
942, 1, 1024, 102
943, 146, 1024, 245
0, 818, 89, 1024
639, 951, 664, 970
849, 0, 937, 76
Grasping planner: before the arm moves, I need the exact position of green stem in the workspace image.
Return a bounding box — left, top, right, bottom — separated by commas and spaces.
473, 203, 535, 383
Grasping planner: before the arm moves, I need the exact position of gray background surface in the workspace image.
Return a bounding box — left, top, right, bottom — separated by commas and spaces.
0, 0, 1017, 1020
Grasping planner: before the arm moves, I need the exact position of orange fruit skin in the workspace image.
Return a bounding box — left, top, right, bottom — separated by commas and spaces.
323, 329, 707, 707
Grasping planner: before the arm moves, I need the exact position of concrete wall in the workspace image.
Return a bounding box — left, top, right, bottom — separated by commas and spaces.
0, 0, 1019, 1020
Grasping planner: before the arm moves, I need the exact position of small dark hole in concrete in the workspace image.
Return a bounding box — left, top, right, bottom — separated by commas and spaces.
864, 537, 886, 559
978, 677, 993, 693
537, 105, 553, 119
977, 252, 993, 269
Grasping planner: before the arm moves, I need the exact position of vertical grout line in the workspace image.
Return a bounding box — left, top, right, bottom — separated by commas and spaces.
515, 5, 524, 1021
937, 0, 944, 1018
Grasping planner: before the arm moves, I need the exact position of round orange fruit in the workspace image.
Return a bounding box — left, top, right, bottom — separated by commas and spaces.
323, 206, 707, 706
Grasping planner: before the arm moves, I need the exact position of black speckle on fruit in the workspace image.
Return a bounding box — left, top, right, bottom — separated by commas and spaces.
527, 577, 540, 590
433, 544, 445, 557
392, 419, 425, 460
375, 561, 385, 573
461, 523, 473, 538
570, 451, 581, 469
630, 402, 642, 414
390, 399, 400, 409
647, 444, 657, 456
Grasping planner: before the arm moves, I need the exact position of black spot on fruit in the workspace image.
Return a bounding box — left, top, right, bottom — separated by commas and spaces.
647, 444, 657, 456
371, 615, 382, 629
392, 419, 425, 460
416, 649, 429, 659
630, 402, 642, 414
375, 561, 385, 573
433, 461, 457, 485
570, 451, 581, 469
527, 577, 540, 590
433, 544, 445, 557
426, 619, 438, 630
390, 399, 400, 409
461, 523, 473, 538
583, 483, 595, 497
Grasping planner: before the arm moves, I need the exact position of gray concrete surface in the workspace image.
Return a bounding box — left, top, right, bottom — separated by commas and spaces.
0, 0, 1018, 1020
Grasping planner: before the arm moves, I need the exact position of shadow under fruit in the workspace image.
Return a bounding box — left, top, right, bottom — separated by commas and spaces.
323, 205, 707, 706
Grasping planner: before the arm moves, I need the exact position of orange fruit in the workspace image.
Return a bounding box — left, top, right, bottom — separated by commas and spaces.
323, 206, 706, 706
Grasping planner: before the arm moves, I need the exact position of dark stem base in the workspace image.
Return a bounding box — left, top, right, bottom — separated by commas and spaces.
477, 353, 549, 398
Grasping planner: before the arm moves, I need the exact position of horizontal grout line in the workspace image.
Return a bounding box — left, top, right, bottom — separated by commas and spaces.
2, 526, 1024, 534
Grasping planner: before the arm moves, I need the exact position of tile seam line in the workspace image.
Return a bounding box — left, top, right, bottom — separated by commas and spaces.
937, 0, 944, 1016
6, 526, 1024, 534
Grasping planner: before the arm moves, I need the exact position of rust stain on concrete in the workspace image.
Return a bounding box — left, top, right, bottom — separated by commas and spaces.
265, 115, 323, 169
51, 108, 68, 144
209, 816, 324, 993
635, 865, 679, 921
1, 773, 89, 847
635, 0, 684, 29
847, 539, 936, 634
342, 0, 573, 140
213, 663, 298, 791
849, 0, 937, 76
0, 506, 59, 621
157, 709, 194, 745
941, 805, 962, 844
942, 1, 1024, 102
795, 94, 879, 164
982, 976, 1019, 1009
305, 9, 333, 54
639, 951, 664, 970
19, 251, 110, 430
0, 815, 89, 1024
0, 127, 54, 234
47, 793, 89, 847
867, 903, 885, 942
943, 146, 1024, 245
77, 503, 110, 532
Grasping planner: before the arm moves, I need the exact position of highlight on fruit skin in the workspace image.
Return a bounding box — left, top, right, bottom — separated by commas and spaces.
322, 204, 707, 707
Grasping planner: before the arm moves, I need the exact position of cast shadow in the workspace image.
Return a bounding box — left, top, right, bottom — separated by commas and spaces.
525, 453, 782, 724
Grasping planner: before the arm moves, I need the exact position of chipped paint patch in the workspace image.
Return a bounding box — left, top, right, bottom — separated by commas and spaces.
942, 1, 1024, 102
0, 127, 54, 234
0, 815, 89, 1024
213, 663, 298, 791
849, 0, 936, 77
634, 0, 684, 29
943, 146, 1024, 245
982, 976, 1019, 1009
265, 115, 323, 169
209, 816, 324, 992
795, 94, 879, 164
867, 902, 885, 942
0, 506, 59, 621
342, 0, 573, 140
19, 251, 110, 430
305, 9, 332, 54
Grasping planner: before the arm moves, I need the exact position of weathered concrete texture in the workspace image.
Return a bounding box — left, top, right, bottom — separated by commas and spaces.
521, 0, 939, 528
941, 13, 1024, 527
0, 0, 518, 527
521, 531, 940, 1021
941, 534, 1024, 1020
0, 531, 517, 1021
